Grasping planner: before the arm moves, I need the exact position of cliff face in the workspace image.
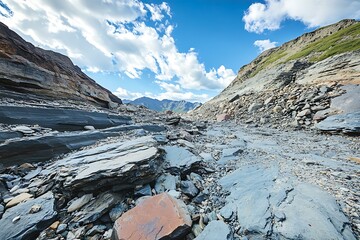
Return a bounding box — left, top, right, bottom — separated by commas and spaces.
0, 22, 122, 108
190, 19, 360, 127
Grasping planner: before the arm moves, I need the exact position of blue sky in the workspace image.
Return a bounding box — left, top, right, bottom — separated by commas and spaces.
0, 0, 359, 102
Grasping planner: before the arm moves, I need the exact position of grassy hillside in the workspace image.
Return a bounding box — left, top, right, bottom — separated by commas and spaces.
248, 20, 360, 78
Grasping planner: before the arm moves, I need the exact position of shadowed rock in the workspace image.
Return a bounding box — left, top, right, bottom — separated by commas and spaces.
0, 106, 131, 131
112, 193, 192, 240
0, 124, 165, 168
50, 136, 165, 193
0, 191, 57, 240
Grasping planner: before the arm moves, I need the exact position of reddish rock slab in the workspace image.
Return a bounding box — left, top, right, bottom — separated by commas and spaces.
112, 193, 192, 240
216, 114, 230, 122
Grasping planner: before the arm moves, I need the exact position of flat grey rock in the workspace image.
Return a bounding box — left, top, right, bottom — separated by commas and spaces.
163, 146, 202, 173
219, 164, 355, 239
0, 124, 165, 168
195, 220, 232, 240
52, 136, 164, 193
0, 191, 57, 240
315, 111, 360, 134
0, 106, 131, 131
155, 174, 179, 194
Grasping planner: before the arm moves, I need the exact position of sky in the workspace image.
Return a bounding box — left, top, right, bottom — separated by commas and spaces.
0, 0, 359, 103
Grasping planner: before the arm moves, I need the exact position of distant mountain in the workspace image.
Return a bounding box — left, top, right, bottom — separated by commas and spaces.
125, 97, 201, 113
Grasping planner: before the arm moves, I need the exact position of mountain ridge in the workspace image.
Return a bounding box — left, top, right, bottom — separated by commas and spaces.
189, 19, 360, 130
0, 22, 122, 108
125, 96, 201, 113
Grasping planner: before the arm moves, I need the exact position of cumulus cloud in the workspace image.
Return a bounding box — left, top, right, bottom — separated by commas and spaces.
113, 86, 210, 102
0, 0, 234, 92
243, 0, 360, 33
254, 39, 277, 52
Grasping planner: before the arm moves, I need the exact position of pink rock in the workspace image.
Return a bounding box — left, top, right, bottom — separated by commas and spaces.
216, 114, 230, 122
112, 193, 192, 240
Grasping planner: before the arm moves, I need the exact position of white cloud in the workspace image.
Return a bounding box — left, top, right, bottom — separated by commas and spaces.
0, 0, 234, 92
113, 86, 210, 103
254, 39, 277, 52
243, 0, 360, 33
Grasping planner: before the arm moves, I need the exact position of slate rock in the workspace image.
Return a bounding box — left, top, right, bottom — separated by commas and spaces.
113, 193, 192, 240
163, 146, 202, 173
109, 202, 128, 222
181, 180, 199, 198
155, 174, 179, 194
248, 103, 263, 113
52, 136, 164, 193
315, 111, 360, 134
0, 191, 57, 240
67, 193, 93, 213
195, 220, 232, 240
73, 192, 122, 225
0, 131, 22, 143
134, 184, 152, 197
6, 192, 33, 208
0, 106, 131, 131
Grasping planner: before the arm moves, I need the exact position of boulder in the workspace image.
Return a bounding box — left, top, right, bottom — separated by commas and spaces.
216, 114, 230, 122
248, 103, 263, 113
315, 111, 360, 134
195, 220, 232, 240
112, 193, 192, 240
0, 192, 57, 240
51, 136, 164, 193
163, 146, 202, 174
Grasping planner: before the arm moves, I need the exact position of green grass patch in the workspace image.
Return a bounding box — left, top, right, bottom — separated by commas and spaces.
249, 50, 287, 78
287, 22, 360, 62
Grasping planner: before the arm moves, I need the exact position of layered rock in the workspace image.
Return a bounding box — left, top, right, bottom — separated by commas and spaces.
112, 193, 192, 240
0, 22, 122, 108
189, 20, 360, 130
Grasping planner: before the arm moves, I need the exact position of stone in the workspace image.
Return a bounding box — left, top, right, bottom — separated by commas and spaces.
109, 203, 128, 222
74, 192, 122, 225
6, 193, 33, 208
0, 191, 57, 240
0, 23, 122, 107
134, 184, 152, 197
11, 126, 34, 134
273, 105, 282, 113
113, 193, 192, 240
23, 167, 42, 180
216, 114, 230, 122
155, 174, 179, 193
57, 223, 67, 234
180, 180, 199, 198
163, 146, 202, 173
0, 106, 130, 132
67, 194, 93, 213
248, 103, 263, 113
166, 116, 181, 125
29, 204, 42, 214
52, 136, 164, 192
315, 111, 360, 134
297, 109, 311, 117
219, 164, 356, 239
195, 220, 232, 240
264, 96, 274, 106
84, 125, 95, 130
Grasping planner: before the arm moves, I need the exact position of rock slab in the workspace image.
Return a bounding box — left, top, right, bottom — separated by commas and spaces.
112, 193, 192, 240
0, 191, 57, 240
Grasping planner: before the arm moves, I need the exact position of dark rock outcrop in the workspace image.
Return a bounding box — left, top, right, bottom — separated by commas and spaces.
0, 191, 57, 240
0, 22, 122, 108
0, 106, 131, 131
0, 124, 165, 168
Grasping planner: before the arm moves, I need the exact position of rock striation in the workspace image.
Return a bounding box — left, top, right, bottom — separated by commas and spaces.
0, 22, 122, 108
188, 20, 360, 132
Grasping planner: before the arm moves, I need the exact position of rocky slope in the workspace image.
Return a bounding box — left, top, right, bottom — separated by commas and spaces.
189, 19, 360, 133
125, 97, 201, 113
0, 22, 122, 108
0, 20, 359, 240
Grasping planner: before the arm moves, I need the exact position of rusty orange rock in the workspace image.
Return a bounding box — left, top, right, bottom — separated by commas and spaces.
112, 193, 192, 240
